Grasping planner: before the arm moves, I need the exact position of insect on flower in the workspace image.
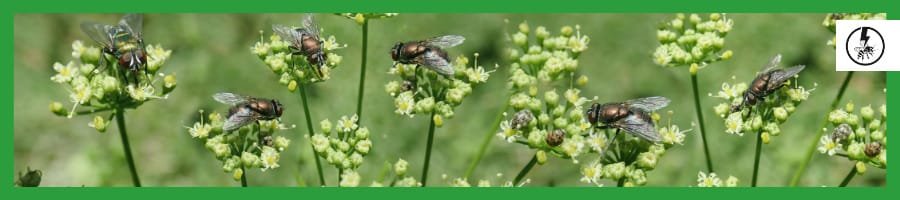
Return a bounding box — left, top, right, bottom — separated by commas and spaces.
731, 54, 806, 112
586, 96, 671, 143
80, 14, 147, 84
390, 35, 465, 76
213, 92, 284, 132
273, 14, 328, 79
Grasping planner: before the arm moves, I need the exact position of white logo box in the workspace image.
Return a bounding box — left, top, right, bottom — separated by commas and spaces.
836, 20, 899, 71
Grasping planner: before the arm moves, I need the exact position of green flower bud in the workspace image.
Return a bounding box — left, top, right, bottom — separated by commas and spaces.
553, 117, 568, 129
241, 152, 261, 168
355, 127, 370, 140
536, 150, 548, 165
538, 113, 551, 126
355, 139, 372, 155
751, 115, 763, 131
89, 115, 108, 133
576, 75, 589, 87
630, 169, 647, 186
79, 63, 96, 75
81, 47, 101, 64
232, 168, 244, 181
761, 132, 771, 144
544, 90, 560, 106
287, 80, 298, 92
847, 142, 867, 160
860, 105, 875, 121
528, 98, 543, 113
164, 74, 177, 90
535, 26, 550, 40
512, 32, 527, 47
829, 110, 848, 125
433, 115, 444, 128
879, 104, 886, 119
518, 22, 530, 34
603, 162, 626, 180
855, 127, 867, 139
845, 114, 859, 127
338, 141, 351, 152
868, 119, 882, 132
320, 119, 333, 134
845, 102, 855, 113
50, 102, 67, 116
414, 97, 436, 113
394, 159, 408, 176
871, 130, 884, 142
856, 161, 867, 174
773, 107, 788, 122
636, 152, 658, 170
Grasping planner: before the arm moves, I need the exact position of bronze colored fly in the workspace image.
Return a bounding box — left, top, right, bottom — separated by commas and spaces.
731, 54, 806, 113
390, 35, 465, 76
213, 93, 284, 132
586, 96, 671, 143
273, 15, 327, 79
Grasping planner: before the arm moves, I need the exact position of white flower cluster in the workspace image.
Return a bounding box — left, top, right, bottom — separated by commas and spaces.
186, 111, 291, 181
819, 102, 887, 171
696, 171, 739, 187
251, 30, 346, 88
441, 173, 528, 187
50, 41, 176, 133
654, 13, 733, 70
385, 54, 493, 125
310, 114, 374, 179
711, 68, 815, 143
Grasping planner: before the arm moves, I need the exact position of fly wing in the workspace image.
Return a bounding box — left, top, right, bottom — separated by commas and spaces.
625, 96, 670, 112
766, 65, 806, 90
301, 14, 320, 36
118, 14, 143, 38
760, 54, 782, 74
424, 35, 465, 49
420, 50, 455, 76
223, 107, 258, 132
614, 114, 662, 143
213, 93, 249, 105
272, 24, 301, 43
80, 22, 116, 47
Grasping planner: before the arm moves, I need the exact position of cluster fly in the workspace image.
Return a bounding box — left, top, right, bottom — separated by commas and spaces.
213, 93, 284, 132
390, 35, 465, 76
273, 14, 328, 79
731, 54, 806, 113
586, 96, 671, 143
80, 14, 147, 84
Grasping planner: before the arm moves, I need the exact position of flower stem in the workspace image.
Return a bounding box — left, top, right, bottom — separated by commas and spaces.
114, 107, 141, 187
299, 83, 326, 186
355, 18, 369, 123
751, 130, 763, 187
617, 178, 625, 187
789, 71, 854, 186
839, 165, 857, 187
241, 167, 248, 187
513, 155, 538, 186
421, 112, 437, 187
464, 101, 510, 179
690, 72, 715, 173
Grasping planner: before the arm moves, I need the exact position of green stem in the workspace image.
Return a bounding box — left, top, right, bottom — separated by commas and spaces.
114, 107, 141, 187
513, 155, 538, 186
299, 83, 326, 186
355, 18, 369, 123
751, 130, 763, 187
617, 178, 625, 187
420, 112, 437, 187
240, 167, 248, 187
690, 72, 715, 172
839, 165, 857, 187
464, 101, 510, 179
789, 71, 854, 186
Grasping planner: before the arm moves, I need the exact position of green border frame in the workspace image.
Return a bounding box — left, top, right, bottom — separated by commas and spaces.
4, 0, 895, 199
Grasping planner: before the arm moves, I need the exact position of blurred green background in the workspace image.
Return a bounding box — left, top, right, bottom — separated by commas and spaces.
14, 14, 885, 187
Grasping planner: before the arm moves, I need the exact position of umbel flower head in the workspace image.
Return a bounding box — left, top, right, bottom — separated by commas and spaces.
819, 102, 887, 171
310, 114, 374, 185
336, 13, 398, 25
654, 13, 734, 72
577, 111, 690, 187
185, 110, 292, 181
251, 16, 347, 89
385, 53, 494, 123
497, 21, 591, 161
822, 13, 887, 47
50, 40, 175, 132
711, 55, 815, 144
